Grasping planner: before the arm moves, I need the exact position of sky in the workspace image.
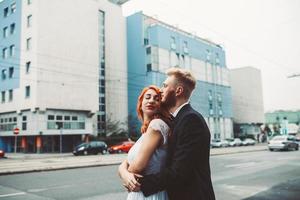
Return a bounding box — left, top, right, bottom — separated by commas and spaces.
122, 0, 300, 112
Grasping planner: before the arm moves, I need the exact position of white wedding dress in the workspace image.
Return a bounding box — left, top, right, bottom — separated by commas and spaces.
126, 119, 169, 200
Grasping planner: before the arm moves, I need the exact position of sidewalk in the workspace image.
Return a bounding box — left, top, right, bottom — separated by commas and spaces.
0, 144, 268, 175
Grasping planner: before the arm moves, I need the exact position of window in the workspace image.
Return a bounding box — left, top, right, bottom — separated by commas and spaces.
146, 47, 151, 54
9, 45, 15, 57
144, 38, 149, 46
26, 61, 31, 73
2, 48, 8, 59
100, 105, 105, 112
8, 67, 14, 78
147, 63, 152, 72
1, 69, 7, 80
4, 7, 9, 17
21, 116, 27, 130
26, 38, 31, 50
72, 116, 78, 121
22, 122, 27, 130
183, 41, 188, 54
100, 97, 105, 104
64, 116, 70, 121
3, 27, 8, 38
206, 49, 211, 61
27, 0, 32, 5
170, 36, 176, 50
48, 115, 54, 120
217, 93, 222, 102
11, 2, 16, 13
100, 79, 105, 86
100, 87, 105, 93
8, 90, 13, 101
100, 69, 105, 76
27, 15, 32, 27
215, 53, 220, 65
10, 23, 15, 35
25, 86, 30, 98
1, 91, 5, 103
56, 115, 63, 120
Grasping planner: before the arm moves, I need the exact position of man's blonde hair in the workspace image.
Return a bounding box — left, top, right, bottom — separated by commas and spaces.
166, 67, 196, 99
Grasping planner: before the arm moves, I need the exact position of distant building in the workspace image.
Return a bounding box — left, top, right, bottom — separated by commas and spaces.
0, 0, 128, 153
265, 110, 300, 134
127, 12, 233, 140
229, 67, 264, 137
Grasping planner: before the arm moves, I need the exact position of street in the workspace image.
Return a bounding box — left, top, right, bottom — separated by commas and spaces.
0, 150, 299, 200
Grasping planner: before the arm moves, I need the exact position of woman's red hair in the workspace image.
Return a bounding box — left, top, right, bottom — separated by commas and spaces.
136, 85, 170, 133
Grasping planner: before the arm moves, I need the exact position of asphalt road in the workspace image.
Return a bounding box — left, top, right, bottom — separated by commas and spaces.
0, 150, 299, 200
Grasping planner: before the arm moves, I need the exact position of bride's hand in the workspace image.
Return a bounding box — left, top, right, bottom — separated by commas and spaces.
123, 172, 142, 192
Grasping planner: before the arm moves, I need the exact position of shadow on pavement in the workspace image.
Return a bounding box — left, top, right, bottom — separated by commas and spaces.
242, 178, 300, 200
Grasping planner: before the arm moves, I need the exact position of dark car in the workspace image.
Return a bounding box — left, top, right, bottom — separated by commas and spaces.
73, 141, 107, 156
0, 149, 5, 158
108, 141, 135, 153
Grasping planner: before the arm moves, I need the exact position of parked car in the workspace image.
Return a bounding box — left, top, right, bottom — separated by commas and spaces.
242, 138, 256, 146
226, 138, 243, 146
73, 141, 108, 156
0, 149, 5, 158
108, 141, 135, 153
268, 135, 299, 151
211, 139, 229, 148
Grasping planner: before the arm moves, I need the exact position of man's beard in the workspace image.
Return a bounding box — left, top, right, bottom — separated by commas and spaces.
161, 91, 176, 111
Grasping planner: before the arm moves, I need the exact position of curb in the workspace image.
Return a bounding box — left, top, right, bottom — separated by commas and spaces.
0, 147, 268, 176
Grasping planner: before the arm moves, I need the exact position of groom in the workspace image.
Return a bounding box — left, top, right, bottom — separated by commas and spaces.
123, 67, 215, 200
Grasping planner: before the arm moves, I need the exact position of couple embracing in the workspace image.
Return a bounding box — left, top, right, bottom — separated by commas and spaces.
118, 67, 215, 200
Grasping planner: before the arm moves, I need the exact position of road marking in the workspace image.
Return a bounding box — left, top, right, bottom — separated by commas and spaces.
220, 184, 269, 198
27, 184, 73, 193
0, 192, 26, 198
225, 162, 256, 168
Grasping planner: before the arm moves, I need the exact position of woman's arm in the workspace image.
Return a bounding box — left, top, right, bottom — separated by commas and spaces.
128, 127, 163, 174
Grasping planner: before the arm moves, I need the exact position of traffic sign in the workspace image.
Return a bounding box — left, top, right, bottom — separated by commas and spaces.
13, 127, 20, 135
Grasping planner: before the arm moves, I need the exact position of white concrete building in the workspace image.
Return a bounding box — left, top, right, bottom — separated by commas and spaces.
229, 67, 264, 136
0, 0, 127, 153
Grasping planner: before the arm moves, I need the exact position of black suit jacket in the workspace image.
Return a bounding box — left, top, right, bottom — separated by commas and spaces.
140, 104, 215, 200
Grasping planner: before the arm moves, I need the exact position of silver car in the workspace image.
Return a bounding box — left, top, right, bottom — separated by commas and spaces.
268, 135, 299, 151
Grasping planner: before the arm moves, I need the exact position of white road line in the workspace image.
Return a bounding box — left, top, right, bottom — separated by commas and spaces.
0, 192, 26, 198
225, 162, 256, 168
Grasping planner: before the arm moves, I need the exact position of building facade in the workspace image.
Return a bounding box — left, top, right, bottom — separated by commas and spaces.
127, 12, 233, 140
0, 0, 128, 153
229, 67, 264, 137
265, 110, 300, 135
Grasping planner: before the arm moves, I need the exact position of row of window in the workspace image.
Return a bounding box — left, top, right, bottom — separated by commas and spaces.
0, 115, 27, 131
47, 115, 84, 122
0, 116, 17, 123
3, 1, 16, 18
2, 0, 32, 17
1, 86, 30, 103
1, 67, 14, 80
1, 61, 31, 82
208, 90, 222, 102
1, 44, 15, 58
2, 23, 15, 38
2, 38, 31, 59
47, 121, 85, 130
145, 36, 221, 64
98, 10, 106, 128
0, 123, 16, 131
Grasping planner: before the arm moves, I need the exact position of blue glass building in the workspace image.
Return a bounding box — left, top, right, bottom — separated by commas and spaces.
127, 12, 233, 139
